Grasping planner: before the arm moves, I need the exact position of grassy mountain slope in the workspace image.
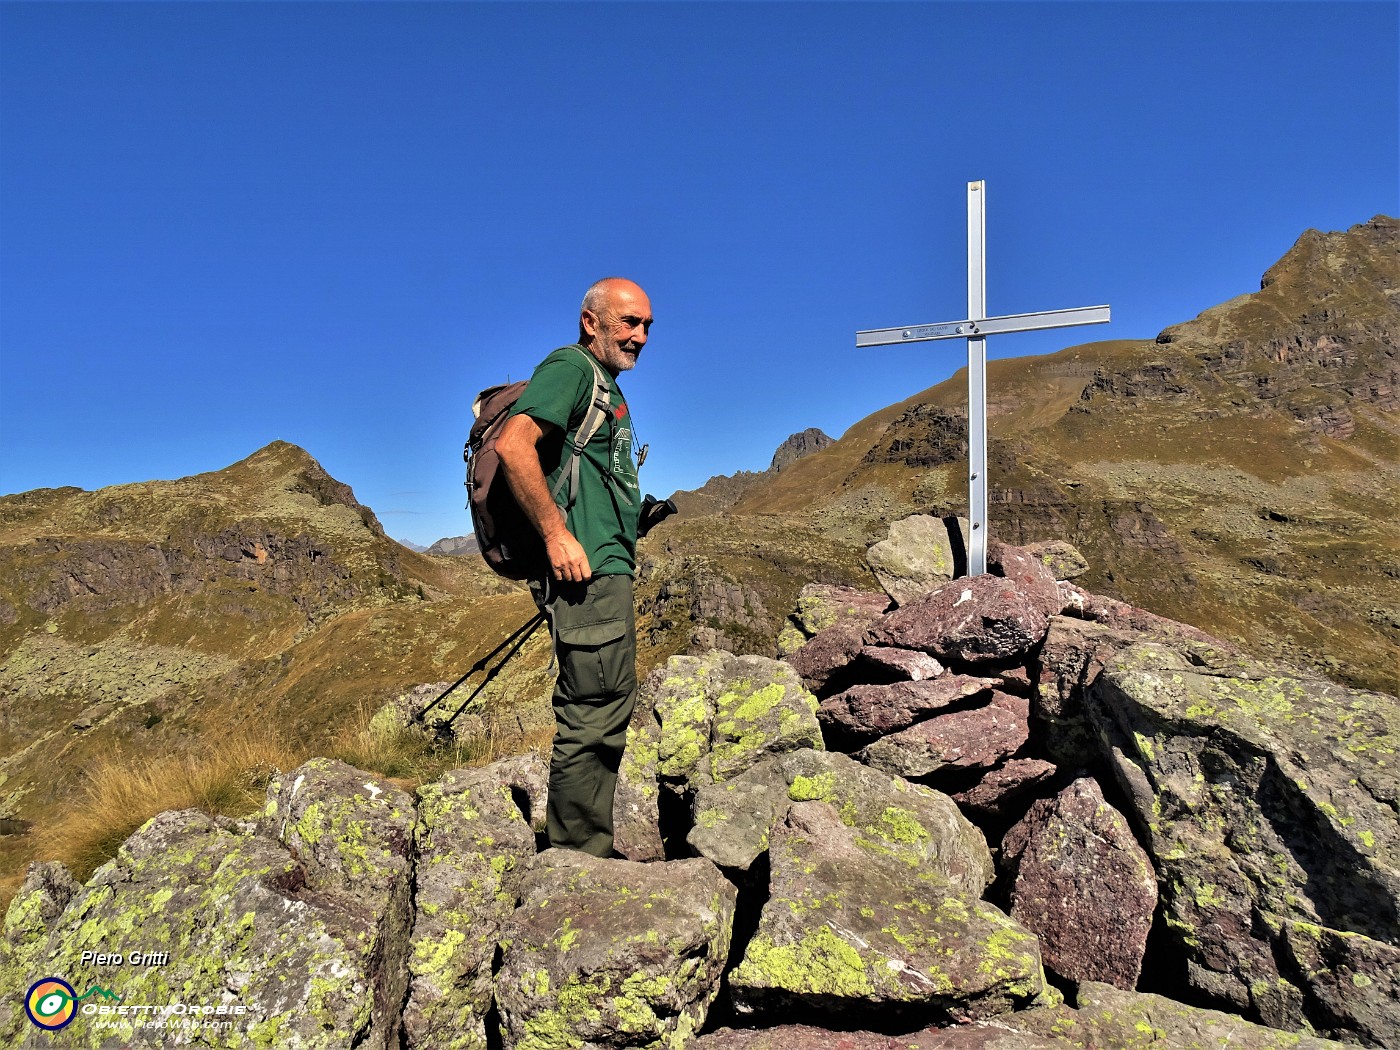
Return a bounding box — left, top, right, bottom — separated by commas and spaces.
0, 441, 553, 892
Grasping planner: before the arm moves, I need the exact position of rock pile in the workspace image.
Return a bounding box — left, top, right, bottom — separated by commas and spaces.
2, 516, 1395, 1049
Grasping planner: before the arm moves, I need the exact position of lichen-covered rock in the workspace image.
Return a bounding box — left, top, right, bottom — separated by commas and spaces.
0, 861, 80, 1037
404, 757, 543, 1050
1001, 778, 1157, 990
654, 650, 822, 790
1274, 918, 1400, 1048
790, 583, 892, 637
1020, 540, 1089, 581
369, 680, 488, 745
727, 802, 1045, 1026
495, 850, 736, 1050
864, 575, 1060, 666
614, 704, 665, 862
689, 749, 993, 895
693, 1022, 1070, 1048
6, 797, 411, 1049
866, 514, 960, 606
858, 692, 1030, 781
1010, 981, 1351, 1049
1088, 639, 1400, 1042
1035, 608, 1226, 765
818, 676, 998, 746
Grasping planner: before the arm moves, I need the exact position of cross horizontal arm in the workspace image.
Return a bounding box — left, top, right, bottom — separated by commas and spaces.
855, 304, 1110, 348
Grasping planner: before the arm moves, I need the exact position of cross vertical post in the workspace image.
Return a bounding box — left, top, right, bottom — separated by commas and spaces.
856, 181, 1111, 577
966, 180, 989, 576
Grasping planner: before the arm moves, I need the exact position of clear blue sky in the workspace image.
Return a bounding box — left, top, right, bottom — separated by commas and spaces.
2, 2, 1396, 546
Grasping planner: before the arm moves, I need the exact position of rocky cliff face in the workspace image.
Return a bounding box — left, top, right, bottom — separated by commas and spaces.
3, 523, 1393, 1048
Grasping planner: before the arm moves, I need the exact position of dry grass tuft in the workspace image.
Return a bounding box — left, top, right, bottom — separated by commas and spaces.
16, 698, 554, 902
31, 725, 305, 884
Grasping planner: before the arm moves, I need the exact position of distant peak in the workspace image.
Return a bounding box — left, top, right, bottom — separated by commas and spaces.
769, 428, 836, 473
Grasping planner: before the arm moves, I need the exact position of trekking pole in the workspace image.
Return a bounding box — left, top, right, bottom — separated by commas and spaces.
414, 611, 547, 727
437, 611, 548, 733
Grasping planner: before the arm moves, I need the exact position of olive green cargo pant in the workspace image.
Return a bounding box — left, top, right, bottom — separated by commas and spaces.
531, 573, 637, 857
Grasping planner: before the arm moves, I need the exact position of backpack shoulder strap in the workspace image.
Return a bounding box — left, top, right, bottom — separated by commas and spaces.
549, 346, 619, 511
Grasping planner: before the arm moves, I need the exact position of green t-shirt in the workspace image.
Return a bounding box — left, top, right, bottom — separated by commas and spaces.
508, 344, 641, 577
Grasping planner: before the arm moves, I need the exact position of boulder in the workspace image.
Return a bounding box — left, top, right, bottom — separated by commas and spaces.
1010, 981, 1351, 1049
789, 622, 875, 695
614, 704, 666, 862
818, 675, 998, 745
688, 749, 993, 895
6, 771, 414, 1050
1088, 639, 1400, 1042
951, 759, 1058, 822
866, 514, 960, 606
727, 801, 1045, 1025
864, 575, 1060, 666
0, 861, 81, 1037
404, 757, 543, 1050
858, 692, 1030, 781
1020, 540, 1089, 581
1001, 778, 1157, 989
494, 850, 736, 1050
654, 650, 822, 790
693, 1023, 1069, 1048
790, 583, 893, 636
856, 645, 946, 682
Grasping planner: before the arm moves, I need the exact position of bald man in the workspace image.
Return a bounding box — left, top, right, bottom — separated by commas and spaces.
496, 278, 654, 856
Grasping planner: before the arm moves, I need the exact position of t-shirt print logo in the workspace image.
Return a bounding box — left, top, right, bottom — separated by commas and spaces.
612, 426, 638, 487
614, 402, 629, 420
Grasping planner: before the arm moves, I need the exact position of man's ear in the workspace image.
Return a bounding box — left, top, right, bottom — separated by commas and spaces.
580, 309, 599, 340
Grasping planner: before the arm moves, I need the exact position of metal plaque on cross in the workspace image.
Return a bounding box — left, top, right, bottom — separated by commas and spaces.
857, 180, 1111, 576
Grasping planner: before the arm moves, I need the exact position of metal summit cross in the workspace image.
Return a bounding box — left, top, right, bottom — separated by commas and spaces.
856, 180, 1111, 576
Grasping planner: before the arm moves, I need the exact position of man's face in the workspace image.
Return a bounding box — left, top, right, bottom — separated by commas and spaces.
585, 284, 653, 374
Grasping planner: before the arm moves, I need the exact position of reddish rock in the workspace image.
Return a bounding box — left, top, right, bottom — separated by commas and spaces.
864, 574, 1059, 665
952, 758, 1059, 821
788, 620, 870, 694
857, 645, 945, 682
1002, 778, 1158, 990
857, 692, 1030, 779
818, 676, 998, 743
996, 664, 1034, 697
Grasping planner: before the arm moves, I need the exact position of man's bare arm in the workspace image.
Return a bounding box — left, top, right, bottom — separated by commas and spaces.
495, 413, 592, 582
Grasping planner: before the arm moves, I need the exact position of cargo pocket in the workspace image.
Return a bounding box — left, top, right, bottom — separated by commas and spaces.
556, 616, 628, 701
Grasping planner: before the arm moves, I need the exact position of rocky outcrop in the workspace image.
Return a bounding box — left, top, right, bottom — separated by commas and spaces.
3, 516, 1391, 1049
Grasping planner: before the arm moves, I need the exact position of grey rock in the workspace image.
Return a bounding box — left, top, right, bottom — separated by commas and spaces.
404, 757, 542, 1050
689, 749, 993, 897
654, 650, 822, 790
1021, 540, 1089, 581
1087, 639, 1400, 1041
866, 514, 960, 606
1010, 981, 1351, 1049
727, 801, 1045, 1025
495, 850, 736, 1050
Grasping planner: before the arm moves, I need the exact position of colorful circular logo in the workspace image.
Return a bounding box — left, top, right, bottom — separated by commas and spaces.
25, 978, 77, 1031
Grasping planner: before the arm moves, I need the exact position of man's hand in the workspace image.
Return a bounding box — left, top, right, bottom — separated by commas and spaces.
545, 529, 592, 583
496, 413, 593, 582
